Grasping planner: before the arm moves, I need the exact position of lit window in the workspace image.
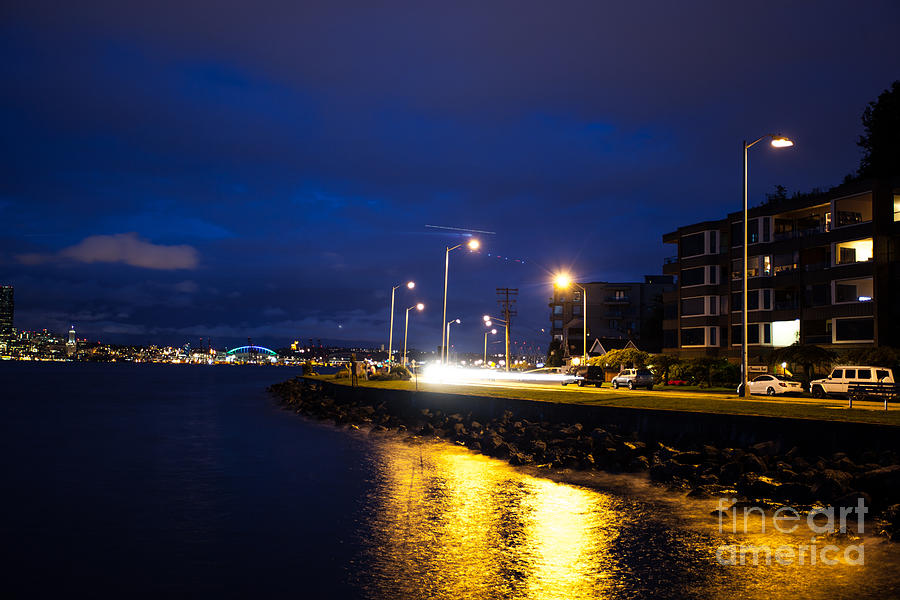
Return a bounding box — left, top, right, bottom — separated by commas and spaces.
834, 238, 873, 265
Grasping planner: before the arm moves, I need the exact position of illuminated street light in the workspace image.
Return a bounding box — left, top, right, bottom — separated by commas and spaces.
388, 281, 416, 364
484, 315, 510, 371
446, 318, 461, 364
554, 274, 588, 365
403, 303, 425, 366
740, 134, 794, 398
441, 238, 481, 365
483, 328, 497, 365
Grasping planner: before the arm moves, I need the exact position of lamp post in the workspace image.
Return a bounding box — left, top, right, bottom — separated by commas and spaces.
483, 315, 509, 371
445, 318, 461, 365
740, 135, 793, 398
483, 328, 497, 365
441, 238, 480, 364
554, 275, 588, 365
388, 281, 415, 364
403, 303, 424, 367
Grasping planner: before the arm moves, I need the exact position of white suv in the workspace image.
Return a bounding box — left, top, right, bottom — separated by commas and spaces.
810, 366, 895, 398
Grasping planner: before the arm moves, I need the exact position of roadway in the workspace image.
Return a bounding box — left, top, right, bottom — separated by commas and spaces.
416, 374, 895, 413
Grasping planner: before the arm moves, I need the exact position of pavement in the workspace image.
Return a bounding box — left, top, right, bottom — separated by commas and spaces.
416, 375, 895, 413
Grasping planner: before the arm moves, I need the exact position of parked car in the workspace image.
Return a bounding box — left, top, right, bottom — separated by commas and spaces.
810, 366, 895, 398
610, 368, 654, 390
736, 374, 803, 396
572, 365, 604, 387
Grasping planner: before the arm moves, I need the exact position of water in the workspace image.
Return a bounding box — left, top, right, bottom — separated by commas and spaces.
1, 362, 897, 598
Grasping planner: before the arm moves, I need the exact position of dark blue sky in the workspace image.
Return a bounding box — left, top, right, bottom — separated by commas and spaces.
2, 1, 899, 352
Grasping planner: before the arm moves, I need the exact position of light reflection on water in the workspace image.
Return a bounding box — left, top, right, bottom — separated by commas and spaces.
355, 438, 900, 600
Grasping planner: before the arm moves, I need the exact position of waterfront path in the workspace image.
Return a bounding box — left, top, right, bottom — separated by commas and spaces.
306, 375, 900, 427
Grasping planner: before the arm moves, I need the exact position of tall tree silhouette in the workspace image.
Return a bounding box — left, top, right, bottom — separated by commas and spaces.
858, 80, 900, 178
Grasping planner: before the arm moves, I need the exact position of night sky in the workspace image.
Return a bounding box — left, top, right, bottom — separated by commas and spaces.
2, 1, 899, 352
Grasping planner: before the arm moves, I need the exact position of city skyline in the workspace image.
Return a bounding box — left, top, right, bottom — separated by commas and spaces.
2, 1, 900, 351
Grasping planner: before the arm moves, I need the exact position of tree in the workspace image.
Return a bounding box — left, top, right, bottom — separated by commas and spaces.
647, 354, 680, 385
546, 339, 563, 367
588, 348, 649, 369
857, 80, 900, 178
842, 347, 899, 371
769, 343, 837, 385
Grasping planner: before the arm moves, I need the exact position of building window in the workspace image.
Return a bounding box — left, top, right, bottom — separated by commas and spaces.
834, 317, 874, 342
709, 230, 719, 254
834, 192, 873, 227
762, 217, 771, 242
681, 297, 706, 316
833, 278, 873, 304
834, 238, 873, 265
681, 267, 705, 287
709, 327, 718, 347
681, 328, 706, 347
572, 304, 582, 315
894, 194, 900, 222
553, 319, 563, 329
553, 305, 563, 315
614, 290, 626, 299
731, 323, 773, 345
681, 232, 705, 258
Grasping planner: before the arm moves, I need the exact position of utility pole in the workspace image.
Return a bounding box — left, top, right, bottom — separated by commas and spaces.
496, 288, 517, 370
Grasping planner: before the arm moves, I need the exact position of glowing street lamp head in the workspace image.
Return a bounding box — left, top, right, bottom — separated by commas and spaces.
467, 239, 480, 250
406, 281, 415, 289
554, 274, 572, 288
483, 315, 490, 322
485, 321, 492, 327
771, 136, 794, 148
490, 329, 497, 335
416, 303, 425, 311
454, 318, 461, 324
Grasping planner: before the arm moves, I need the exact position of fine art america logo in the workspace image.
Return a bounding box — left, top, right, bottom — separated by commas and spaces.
715, 497, 867, 566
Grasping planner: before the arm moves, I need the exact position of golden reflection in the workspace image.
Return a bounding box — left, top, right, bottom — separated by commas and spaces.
356, 438, 900, 600
363, 441, 624, 599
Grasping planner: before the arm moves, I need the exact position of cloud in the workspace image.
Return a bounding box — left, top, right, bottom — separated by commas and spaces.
17, 233, 199, 270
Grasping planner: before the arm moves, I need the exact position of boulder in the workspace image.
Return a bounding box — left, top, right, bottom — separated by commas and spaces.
742, 454, 768, 474
672, 451, 704, 465
750, 440, 778, 457
737, 474, 781, 500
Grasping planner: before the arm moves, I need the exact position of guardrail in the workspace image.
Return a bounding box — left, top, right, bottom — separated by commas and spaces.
848, 383, 899, 410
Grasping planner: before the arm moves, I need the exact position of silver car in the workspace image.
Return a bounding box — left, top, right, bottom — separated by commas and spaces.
610, 368, 654, 390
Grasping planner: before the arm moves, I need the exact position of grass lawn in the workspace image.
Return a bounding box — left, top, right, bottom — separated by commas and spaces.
302, 375, 900, 427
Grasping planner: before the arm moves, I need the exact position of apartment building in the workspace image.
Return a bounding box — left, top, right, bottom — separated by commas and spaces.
661, 178, 900, 361
549, 276, 674, 356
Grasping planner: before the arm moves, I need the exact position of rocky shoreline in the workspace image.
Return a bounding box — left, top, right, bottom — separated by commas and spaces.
269, 376, 900, 539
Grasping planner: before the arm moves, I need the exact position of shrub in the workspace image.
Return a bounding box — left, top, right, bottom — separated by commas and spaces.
388, 365, 412, 380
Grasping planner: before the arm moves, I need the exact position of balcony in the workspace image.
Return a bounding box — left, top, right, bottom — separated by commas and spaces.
604, 296, 630, 304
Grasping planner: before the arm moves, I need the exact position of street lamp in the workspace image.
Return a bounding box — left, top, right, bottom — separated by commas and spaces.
441, 238, 480, 365
483, 314, 510, 371
388, 281, 415, 364
554, 274, 588, 365
403, 303, 424, 367
483, 328, 497, 365
446, 318, 461, 365
740, 134, 794, 398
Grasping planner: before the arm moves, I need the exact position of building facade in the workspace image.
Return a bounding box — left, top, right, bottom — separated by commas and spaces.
0, 285, 13, 340
661, 178, 900, 361
549, 275, 674, 356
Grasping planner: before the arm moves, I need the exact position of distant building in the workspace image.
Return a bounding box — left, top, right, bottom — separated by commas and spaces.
660, 177, 900, 361
549, 276, 675, 357
0, 285, 13, 339
66, 325, 77, 358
